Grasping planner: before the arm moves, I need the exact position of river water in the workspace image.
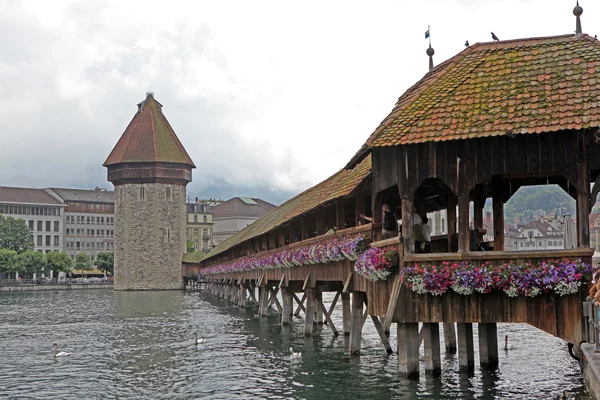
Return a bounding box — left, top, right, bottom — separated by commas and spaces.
0, 289, 590, 399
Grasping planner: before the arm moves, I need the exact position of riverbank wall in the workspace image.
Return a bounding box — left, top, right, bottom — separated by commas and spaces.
0, 284, 113, 292
580, 344, 600, 400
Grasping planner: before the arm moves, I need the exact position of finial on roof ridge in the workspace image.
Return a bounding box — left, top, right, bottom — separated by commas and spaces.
425, 26, 434, 71
574, 0, 583, 36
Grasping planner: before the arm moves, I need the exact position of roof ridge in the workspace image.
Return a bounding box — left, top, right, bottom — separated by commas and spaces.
471, 33, 576, 49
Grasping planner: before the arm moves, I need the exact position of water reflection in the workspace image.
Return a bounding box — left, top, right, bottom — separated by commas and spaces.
0, 290, 592, 399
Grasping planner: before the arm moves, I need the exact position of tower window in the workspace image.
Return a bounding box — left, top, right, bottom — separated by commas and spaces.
139, 187, 145, 201
166, 187, 171, 201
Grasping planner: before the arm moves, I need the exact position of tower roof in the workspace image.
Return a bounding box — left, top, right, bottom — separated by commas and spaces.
104, 93, 196, 168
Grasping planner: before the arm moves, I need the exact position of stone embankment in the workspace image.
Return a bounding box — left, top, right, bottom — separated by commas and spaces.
0, 284, 113, 292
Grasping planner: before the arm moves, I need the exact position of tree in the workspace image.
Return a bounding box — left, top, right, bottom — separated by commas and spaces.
73, 253, 93, 276
96, 252, 114, 275
186, 240, 196, 253
0, 248, 18, 279
46, 251, 73, 276
16, 250, 46, 278
0, 215, 33, 253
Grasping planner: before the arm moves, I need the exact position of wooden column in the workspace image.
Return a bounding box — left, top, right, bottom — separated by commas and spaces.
423, 323, 441, 377
457, 322, 475, 371
336, 199, 346, 229
342, 292, 352, 336
443, 323, 457, 353
401, 197, 414, 254
447, 195, 457, 252
397, 322, 420, 379
474, 185, 485, 232
281, 287, 293, 326
492, 176, 504, 251
258, 286, 269, 317
316, 209, 325, 236
239, 284, 246, 308
301, 218, 309, 241
458, 194, 470, 252
349, 291, 366, 355
316, 291, 324, 325
373, 195, 383, 242
577, 162, 591, 247
478, 323, 499, 368
355, 195, 365, 226
304, 288, 316, 337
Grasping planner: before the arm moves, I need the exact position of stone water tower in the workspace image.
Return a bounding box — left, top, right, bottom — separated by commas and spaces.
104, 93, 195, 290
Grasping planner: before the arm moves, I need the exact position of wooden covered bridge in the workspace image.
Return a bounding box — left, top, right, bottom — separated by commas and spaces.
185, 31, 600, 378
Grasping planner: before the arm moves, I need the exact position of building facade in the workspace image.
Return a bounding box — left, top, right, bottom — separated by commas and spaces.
49, 188, 115, 261
186, 200, 213, 252
212, 197, 276, 246
0, 186, 65, 254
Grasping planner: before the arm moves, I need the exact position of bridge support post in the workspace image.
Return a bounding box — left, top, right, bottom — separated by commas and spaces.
316, 291, 324, 325
397, 322, 419, 379
443, 323, 457, 353
342, 293, 352, 336
349, 291, 366, 355
423, 323, 441, 376
304, 288, 316, 337
258, 286, 269, 317
478, 322, 499, 368
239, 284, 246, 308
281, 287, 293, 326
457, 323, 475, 372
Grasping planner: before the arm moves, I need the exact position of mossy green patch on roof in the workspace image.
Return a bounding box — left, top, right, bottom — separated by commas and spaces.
365, 34, 600, 148
104, 94, 196, 167
202, 155, 372, 262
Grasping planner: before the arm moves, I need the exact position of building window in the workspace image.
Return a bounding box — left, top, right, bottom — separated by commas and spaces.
45, 235, 51, 246
520, 242, 524, 248
203, 215, 207, 223
54, 221, 59, 232
45, 221, 51, 232
37, 220, 42, 231
76, 242, 80, 249
101, 217, 104, 223
559, 240, 563, 246
28, 220, 34, 230
54, 236, 59, 247
86, 216, 90, 224
194, 215, 198, 223
538, 241, 542, 247
37, 235, 42, 246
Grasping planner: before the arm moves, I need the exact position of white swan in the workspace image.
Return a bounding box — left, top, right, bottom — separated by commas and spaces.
53, 343, 71, 357
194, 332, 206, 345
289, 347, 302, 359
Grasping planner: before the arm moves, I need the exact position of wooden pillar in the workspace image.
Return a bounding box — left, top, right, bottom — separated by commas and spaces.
371, 315, 393, 354
458, 194, 470, 252
304, 288, 316, 337
401, 197, 414, 254
443, 322, 457, 353
278, 229, 285, 247
447, 195, 457, 252
397, 322, 420, 379
577, 163, 591, 247
474, 185, 485, 232
492, 176, 504, 251
457, 323, 475, 371
349, 291, 366, 355
316, 291, 324, 325
373, 195, 383, 242
355, 195, 365, 226
423, 323, 441, 376
301, 218, 309, 241
281, 287, 293, 326
478, 323, 499, 368
239, 284, 246, 308
336, 199, 346, 229
258, 286, 269, 317
342, 292, 352, 336
316, 209, 325, 236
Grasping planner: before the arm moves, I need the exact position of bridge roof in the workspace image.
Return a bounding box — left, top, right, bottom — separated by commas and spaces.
349, 34, 600, 166
202, 154, 371, 262
104, 93, 196, 168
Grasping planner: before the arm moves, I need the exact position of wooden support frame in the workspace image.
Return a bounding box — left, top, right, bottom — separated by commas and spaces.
304, 288, 316, 337
371, 315, 393, 354
318, 299, 339, 336
443, 323, 457, 353
492, 176, 504, 251
341, 292, 351, 336
281, 287, 293, 326
349, 291, 366, 355
457, 322, 475, 371
422, 323, 442, 377
478, 322, 499, 368
398, 322, 420, 379
293, 293, 306, 316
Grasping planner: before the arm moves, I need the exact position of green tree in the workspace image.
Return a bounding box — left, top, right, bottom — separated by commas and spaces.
73, 253, 93, 275
186, 240, 196, 253
0, 248, 18, 279
16, 250, 46, 278
96, 252, 114, 275
46, 251, 73, 276
0, 215, 34, 253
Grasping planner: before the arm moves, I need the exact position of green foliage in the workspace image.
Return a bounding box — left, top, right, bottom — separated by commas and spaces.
46, 251, 73, 274
16, 250, 46, 277
186, 240, 196, 253
0, 248, 18, 274
504, 185, 575, 223
96, 252, 114, 274
74, 253, 93, 272
0, 215, 34, 253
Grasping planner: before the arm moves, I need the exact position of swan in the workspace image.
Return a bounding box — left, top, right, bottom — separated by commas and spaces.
289, 347, 302, 359
53, 343, 71, 357
194, 332, 206, 345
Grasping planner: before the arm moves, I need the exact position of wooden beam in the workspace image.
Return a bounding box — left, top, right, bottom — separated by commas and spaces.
349, 291, 366, 355
457, 323, 475, 371
316, 291, 324, 325
447, 195, 457, 252
318, 299, 339, 336
371, 315, 393, 354
336, 199, 346, 230
327, 291, 341, 317
492, 176, 504, 251
383, 274, 403, 329
293, 292, 306, 315
398, 322, 420, 379
269, 287, 282, 313
458, 194, 470, 252
278, 274, 286, 289
443, 323, 457, 353
342, 272, 353, 293
302, 273, 311, 291
281, 287, 293, 326
577, 162, 591, 248
258, 286, 269, 317
423, 323, 441, 377
304, 288, 316, 337
341, 292, 351, 336
478, 323, 499, 368
401, 197, 414, 254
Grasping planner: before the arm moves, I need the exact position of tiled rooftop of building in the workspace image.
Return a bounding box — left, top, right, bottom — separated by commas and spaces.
0, 186, 64, 205
50, 188, 115, 204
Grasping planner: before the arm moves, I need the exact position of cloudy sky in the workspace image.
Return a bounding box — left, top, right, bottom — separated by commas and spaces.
1, 0, 598, 205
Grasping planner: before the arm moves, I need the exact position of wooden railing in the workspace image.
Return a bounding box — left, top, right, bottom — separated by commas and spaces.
403, 248, 594, 263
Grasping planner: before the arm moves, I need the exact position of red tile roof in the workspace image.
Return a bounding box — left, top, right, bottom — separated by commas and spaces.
202, 155, 372, 261
104, 94, 196, 167
364, 34, 600, 148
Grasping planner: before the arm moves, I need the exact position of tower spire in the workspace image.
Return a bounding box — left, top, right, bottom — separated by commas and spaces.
425, 26, 435, 71
574, 0, 583, 36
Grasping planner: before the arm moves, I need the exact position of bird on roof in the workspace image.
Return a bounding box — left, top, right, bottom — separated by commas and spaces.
491, 32, 499, 41
465, 40, 469, 47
